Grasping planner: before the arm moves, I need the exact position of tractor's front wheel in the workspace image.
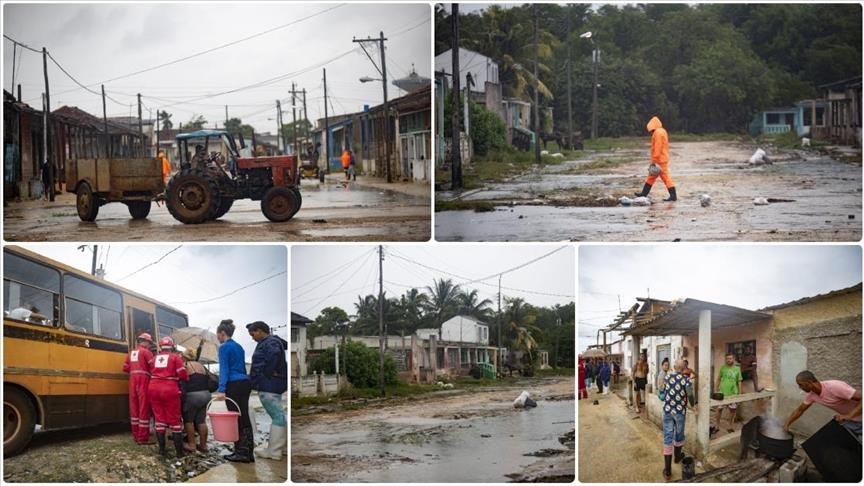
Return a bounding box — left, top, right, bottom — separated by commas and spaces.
165, 171, 219, 224
261, 186, 300, 222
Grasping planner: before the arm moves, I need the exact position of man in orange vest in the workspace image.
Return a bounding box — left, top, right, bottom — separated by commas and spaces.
635, 116, 676, 201
158, 150, 171, 185
123, 333, 155, 444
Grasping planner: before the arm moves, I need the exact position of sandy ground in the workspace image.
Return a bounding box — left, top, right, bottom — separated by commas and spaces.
436, 141, 862, 241
2, 393, 285, 483
292, 377, 575, 483
2, 176, 431, 242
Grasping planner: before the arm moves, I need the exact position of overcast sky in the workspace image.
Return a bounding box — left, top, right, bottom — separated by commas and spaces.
12, 244, 287, 361
292, 245, 575, 322
3, 3, 430, 134
578, 245, 862, 352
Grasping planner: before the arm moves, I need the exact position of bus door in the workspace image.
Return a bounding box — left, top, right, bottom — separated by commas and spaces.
129, 307, 156, 351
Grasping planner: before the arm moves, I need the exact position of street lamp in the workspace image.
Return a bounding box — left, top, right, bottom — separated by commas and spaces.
580, 31, 599, 140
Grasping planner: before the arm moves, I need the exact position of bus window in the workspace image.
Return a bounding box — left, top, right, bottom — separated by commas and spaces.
131, 307, 156, 348
3, 251, 60, 326
156, 306, 188, 340
63, 274, 122, 340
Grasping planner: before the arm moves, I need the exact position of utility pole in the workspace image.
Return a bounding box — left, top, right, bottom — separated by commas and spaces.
275, 100, 283, 154
323, 69, 330, 174
91, 245, 99, 276
137, 93, 143, 156
155, 107, 160, 154
450, 4, 462, 189
533, 5, 541, 165
566, 16, 573, 145
225, 105, 229, 127
302, 88, 309, 148
291, 82, 298, 155
497, 274, 502, 375
42, 47, 54, 201
353, 32, 391, 182
101, 85, 109, 159
378, 245, 385, 397
591, 45, 599, 140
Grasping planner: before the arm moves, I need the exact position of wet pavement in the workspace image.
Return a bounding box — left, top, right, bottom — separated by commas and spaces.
435, 141, 861, 241
292, 377, 575, 482
3, 176, 430, 241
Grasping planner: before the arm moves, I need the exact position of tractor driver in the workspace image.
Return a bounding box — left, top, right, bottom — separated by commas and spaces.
192, 144, 208, 170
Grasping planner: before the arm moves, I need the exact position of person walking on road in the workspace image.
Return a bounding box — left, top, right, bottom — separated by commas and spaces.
341, 148, 352, 181
247, 321, 288, 460
215, 319, 255, 463
599, 359, 611, 395
584, 359, 594, 393
578, 356, 588, 400
123, 333, 155, 445
148, 336, 188, 457
662, 359, 692, 481
180, 349, 211, 454
634, 116, 676, 201
784, 370, 861, 438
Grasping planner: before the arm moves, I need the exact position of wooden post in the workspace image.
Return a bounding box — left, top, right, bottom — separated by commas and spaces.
42, 47, 54, 201
101, 85, 109, 158
697, 309, 712, 460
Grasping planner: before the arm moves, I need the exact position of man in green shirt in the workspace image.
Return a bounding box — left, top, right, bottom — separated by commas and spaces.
710, 353, 742, 436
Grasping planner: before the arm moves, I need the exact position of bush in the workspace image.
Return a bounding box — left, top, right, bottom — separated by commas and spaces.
470, 104, 506, 156
309, 340, 397, 388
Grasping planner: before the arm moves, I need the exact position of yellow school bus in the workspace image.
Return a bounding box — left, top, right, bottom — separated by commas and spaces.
3, 246, 189, 456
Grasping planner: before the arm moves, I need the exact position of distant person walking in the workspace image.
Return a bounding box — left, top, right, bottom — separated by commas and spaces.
247, 321, 288, 460
341, 148, 352, 180
662, 359, 692, 481
215, 319, 255, 463
584, 359, 594, 392
599, 359, 611, 395
634, 116, 676, 201
158, 150, 172, 185
578, 357, 588, 400
123, 333, 154, 445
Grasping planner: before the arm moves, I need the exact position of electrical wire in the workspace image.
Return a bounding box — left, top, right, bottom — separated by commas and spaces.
114, 246, 183, 282
169, 271, 286, 305
3, 34, 41, 53
292, 248, 376, 298
298, 254, 375, 315
47, 52, 125, 105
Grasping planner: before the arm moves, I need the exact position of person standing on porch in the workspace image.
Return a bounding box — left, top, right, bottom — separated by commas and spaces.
711, 353, 742, 436
784, 370, 861, 438
662, 359, 691, 481
633, 353, 649, 413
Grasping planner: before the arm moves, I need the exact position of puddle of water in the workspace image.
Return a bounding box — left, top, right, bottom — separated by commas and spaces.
301, 226, 395, 238
301, 400, 574, 482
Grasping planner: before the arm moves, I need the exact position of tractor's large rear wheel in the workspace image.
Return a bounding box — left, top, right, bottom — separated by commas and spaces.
211, 197, 234, 220
261, 186, 300, 222
165, 171, 219, 224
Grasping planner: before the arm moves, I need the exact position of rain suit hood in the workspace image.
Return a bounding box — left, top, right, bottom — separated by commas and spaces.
646, 116, 663, 132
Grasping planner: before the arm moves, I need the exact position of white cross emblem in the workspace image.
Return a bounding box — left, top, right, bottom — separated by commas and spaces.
155, 355, 169, 368
131, 350, 139, 362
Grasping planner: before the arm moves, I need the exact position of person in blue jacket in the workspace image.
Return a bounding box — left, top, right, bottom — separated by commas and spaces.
214, 319, 254, 463
247, 321, 287, 460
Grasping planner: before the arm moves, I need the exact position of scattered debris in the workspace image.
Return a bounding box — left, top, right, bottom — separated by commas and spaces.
700, 194, 712, 207
632, 196, 651, 206
766, 198, 795, 203
753, 197, 769, 206
749, 148, 772, 165
514, 391, 538, 409
312, 219, 327, 223
618, 196, 633, 206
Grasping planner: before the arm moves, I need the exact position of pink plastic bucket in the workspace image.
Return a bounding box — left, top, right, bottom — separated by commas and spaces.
206, 398, 240, 442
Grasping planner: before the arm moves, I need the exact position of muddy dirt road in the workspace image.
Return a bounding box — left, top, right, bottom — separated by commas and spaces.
3, 177, 431, 242
291, 377, 575, 483
435, 141, 861, 241
3, 394, 285, 483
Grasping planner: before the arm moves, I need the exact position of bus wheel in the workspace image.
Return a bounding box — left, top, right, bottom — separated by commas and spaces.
4, 386, 36, 457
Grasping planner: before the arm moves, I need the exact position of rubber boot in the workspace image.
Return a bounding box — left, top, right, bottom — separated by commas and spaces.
674, 445, 684, 463
663, 454, 673, 481
635, 183, 652, 197
156, 432, 167, 457
225, 426, 254, 463
172, 432, 185, 458
256, 424, 286, 460
664, 187, 677, 202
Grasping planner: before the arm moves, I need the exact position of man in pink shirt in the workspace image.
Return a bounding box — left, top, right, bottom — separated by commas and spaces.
784, 370, 862, 437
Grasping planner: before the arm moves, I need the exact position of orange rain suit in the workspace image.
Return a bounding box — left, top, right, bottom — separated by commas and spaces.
644, 116, 674, 189
158, 151, 171, 185
340, 150, 351, 169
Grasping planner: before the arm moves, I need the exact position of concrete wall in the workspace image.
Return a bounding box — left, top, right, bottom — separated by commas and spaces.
441, 316, 489, 344
681, 319, 774, 392
770, 289, 862, 438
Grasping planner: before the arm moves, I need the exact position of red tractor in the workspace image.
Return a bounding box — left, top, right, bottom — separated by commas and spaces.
166, 130, 301, 224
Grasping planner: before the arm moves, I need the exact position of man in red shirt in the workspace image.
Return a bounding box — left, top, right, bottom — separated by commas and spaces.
123, 333, 154, 444
785, 370, 862, 437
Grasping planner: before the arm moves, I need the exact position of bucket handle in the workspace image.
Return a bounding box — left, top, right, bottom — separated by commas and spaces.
206, 397, 241, 417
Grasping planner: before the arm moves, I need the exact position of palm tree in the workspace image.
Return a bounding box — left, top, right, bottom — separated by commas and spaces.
399, 288, 430, 335
425, 278, 460, 339
504, 296, 541, 365
456, 289, 493, 322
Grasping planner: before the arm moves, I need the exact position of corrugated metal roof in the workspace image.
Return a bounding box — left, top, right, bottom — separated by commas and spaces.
760, 283, 862, 311
623, 298, 771, 337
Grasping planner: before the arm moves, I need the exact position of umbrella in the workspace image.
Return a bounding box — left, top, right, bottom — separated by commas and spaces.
582, 348, 607, 358
170, 326, 219, 363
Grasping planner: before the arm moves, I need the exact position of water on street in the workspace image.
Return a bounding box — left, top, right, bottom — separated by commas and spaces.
3, 177, 431, 242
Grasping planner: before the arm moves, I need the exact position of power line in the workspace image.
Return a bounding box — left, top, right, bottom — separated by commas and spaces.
292, 248, 376, 299
115, 246, 183, 282
47, 51, 126, 105
2, 34, 41, 53
298, 253, 375, 316
170, 271, 286, 305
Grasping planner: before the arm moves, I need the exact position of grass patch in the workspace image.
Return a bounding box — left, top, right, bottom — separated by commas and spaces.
674, 132, 742, 142
568, 156, 637, 173
534, 367, 576, 378
435, 199, 497, 212
583, 137, 643, 151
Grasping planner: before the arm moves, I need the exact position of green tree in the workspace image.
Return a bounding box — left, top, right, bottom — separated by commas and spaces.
425, 278, 460, 339
455, 288, 493, 322
399, 288, 430, 335
308, 306, 349, 344
309, 340, 397, 388
158, 110, 173, 132
186, 114, 208, 130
